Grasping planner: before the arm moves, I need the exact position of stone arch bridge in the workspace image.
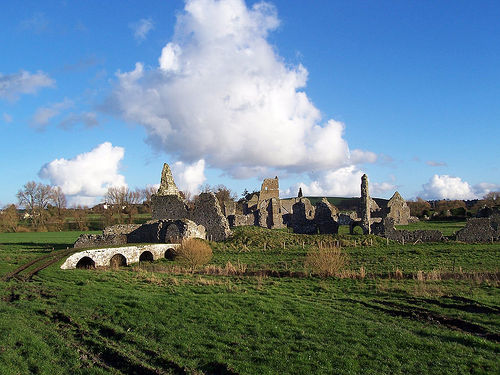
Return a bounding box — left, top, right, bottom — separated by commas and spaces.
60, 244, 180, 270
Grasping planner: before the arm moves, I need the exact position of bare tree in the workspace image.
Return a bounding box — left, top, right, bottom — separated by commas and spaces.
140, 185, 157, 204
213, 184, 237, 206
105, 186, 142, 224
51, 186, 67, 215
73, 205, 88, 231
17, 181, 53, 229
50, 186, 67, 230
484, 191, 500, 206
105, 186, 142, 205
0, 204, 19, 232
407, 197, 431, 217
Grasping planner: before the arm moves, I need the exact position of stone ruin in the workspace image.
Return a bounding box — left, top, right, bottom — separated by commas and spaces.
74, 219, 206, 249
74, 163, 426, 248
73, 162, 228, 248
372, 217, 443, 243
455, 215, 500, 243
348, 176, 414, 235
225, 173, 415, 237
151, 163, 232, 241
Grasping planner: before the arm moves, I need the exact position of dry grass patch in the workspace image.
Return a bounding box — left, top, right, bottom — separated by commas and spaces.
176, 238, 213, 271
204, 261, 247, 276
304, 247, 348, 277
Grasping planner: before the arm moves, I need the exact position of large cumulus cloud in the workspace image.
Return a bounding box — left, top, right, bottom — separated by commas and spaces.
106, 0, 375, 188
419, 174, 500, 200
39, 142, 126, 206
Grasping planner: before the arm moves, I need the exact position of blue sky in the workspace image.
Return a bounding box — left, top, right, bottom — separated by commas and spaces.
1, 0, 499, 207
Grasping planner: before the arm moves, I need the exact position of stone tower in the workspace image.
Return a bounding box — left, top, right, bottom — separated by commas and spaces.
157, 163, 180, 197
258, 176, 280, 204
360, 174, 371, 234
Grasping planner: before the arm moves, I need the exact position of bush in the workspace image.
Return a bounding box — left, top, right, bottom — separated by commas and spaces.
304, 247, 348, 277
176, 238, 213, 270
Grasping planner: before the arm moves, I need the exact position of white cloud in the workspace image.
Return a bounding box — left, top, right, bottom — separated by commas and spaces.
420, 175, 477, 200
473, 182, 500, 199
130, 18, 154, 42
107, 0, 374, 179
38, 142, 126, 206
426, 160, 447, 167
59, 112, 99, 129
31, 99, 73, 128
283, 166, 365, 198
372, 181, 397, 196
31, 99, 98, 130
2, 113, 12, 123
171, 159, 206, 195
0, 70, 54, 101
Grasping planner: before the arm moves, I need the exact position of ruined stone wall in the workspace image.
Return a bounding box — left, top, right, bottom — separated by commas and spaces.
151, 195, 188, 221
291, 198, 317, 234
257, 198, 285, 229
386, 191, 411, 225
75, 219, 205, 248
74, 234, 128, 248
229, 213, 256, 227
127, 219, 205, 243
157, 163, 181, 196
280, 199, 294, 215
372, 218, 443, 243
103, 224, 141, 236
258, 177, 279, 204
190, 192, 232, 241
222, 201, 236, 217
246, 194, 259, 212
455, 216, 500, 243
338, 212, 357, 225
360, 174, 371, 234
314, 198, 339, 234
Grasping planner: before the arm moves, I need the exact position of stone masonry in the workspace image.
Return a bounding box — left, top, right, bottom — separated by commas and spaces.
385, 191, 411, 225
151, 163, 232, 241
455, 215, 500, 243
157, 163, 181, 196
258, 177, 280, 204
314, 198, 339, 234
372, 217, 443, 243
74, 219, 205, 248
190, 192, 232, 241
61, 243, 181, 269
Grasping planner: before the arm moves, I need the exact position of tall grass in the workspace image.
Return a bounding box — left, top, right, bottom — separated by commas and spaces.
176, 238, 213, 270
304, 247, 348, 277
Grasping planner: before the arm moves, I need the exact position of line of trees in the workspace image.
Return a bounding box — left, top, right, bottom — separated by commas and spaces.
0, 182, 161, 233
407, 192, 500, 219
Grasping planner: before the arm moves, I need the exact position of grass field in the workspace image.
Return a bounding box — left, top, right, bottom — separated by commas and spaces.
0, 225, 498, 374
396, 220, 467, 237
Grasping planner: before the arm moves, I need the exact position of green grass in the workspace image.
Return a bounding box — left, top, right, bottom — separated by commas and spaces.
396, 220, 467, 237
0, 230, 100, 245
0, 227, 498, 374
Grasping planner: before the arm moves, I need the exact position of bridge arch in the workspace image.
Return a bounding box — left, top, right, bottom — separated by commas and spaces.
139, 251, 154, 262
110, 254, 127, 268
76, 256, 95, 269
165, 248, 177, 260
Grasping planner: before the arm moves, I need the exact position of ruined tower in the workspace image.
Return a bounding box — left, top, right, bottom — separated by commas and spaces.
258, 176, 280, 204
360, 174, 371, 234
157, 163, 180, 197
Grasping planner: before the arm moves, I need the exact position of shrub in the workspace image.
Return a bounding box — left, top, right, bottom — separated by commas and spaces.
176, 238, 213, 270
304, 247, 348, 277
